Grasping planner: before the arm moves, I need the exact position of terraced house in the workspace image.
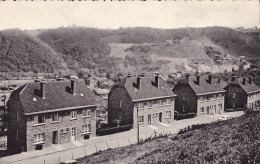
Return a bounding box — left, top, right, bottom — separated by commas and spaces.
7, 80, 97, 152
108, 74, 176, 128
173, 75, 226, 115
224, 77, 260, 110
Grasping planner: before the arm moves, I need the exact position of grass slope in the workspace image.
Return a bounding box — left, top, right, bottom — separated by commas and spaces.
78, 112, 260, 164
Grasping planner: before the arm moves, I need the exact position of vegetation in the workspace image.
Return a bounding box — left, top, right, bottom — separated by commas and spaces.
77, 112, 260, 164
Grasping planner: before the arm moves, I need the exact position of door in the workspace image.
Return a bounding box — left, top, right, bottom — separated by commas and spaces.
71, 127, 76, 141
159, 112, 162, 122
207, 106, 210, 114
53, 130, 58, 144
148, 114, 151, 125
214, 105, 216, 114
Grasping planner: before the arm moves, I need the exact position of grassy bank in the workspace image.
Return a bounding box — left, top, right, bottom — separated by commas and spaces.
77, 112, 260, 164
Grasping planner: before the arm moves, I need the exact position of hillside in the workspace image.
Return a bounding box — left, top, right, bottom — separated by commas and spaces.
77, 112, 260, 163
0, 27, 259, 79
0, 29, 67, 75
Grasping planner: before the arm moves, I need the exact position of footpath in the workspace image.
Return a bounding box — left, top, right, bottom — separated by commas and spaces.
0, 111, 244, 164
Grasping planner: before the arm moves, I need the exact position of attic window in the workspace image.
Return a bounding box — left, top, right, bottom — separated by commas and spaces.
33, 98, 37, 102
80, 93, 84, 96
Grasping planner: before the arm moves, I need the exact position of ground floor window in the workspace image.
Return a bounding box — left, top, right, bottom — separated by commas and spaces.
82, 124, 91, 134
139, 116, 144, 124
200, 107, 204, 113
34, 133, 44, 144
166, 111, 171, 118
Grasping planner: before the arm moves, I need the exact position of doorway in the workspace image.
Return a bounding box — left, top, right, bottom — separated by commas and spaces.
148, 114, 151, 125
71, 127, 76, 141
53, 130, 58, 144
159, 112, 162, 122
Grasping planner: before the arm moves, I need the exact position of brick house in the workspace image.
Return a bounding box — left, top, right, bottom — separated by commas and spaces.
108, 74, 176, 129
224, 77, 260, 110
7, 80, 97, 152
172, 75, 226, 115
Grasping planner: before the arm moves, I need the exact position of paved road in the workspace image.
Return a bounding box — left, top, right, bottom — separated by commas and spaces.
0, 111, 244, 164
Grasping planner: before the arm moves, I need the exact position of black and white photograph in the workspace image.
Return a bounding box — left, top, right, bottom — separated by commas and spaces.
0, 0, 259, 163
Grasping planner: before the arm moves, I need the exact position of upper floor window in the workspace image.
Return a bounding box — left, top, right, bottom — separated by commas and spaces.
148, 101, 152, 108
52, 112, 59, 122
83, 108, 91, 117
137, 102, 144, 110
166, 98, 171, 105
206, 95, 210, 101
166, 111, 171, 118
36, 114, 45, 124
213, 95, 216, 100
34, 133, 44, 144
218, 94, 222, 99
139, 115, 144, 124
71, 110, 77, 119
200, 96, 204, 102
158, 99, 163, 106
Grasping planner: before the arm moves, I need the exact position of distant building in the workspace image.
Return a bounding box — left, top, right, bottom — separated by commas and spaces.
173, 75, 226, 115
108, 74, 176, 128
224, 77, 260, 110
7, 80, 97, 152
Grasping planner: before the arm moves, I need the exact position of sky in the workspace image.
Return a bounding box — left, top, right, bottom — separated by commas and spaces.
0, 1, 259, 30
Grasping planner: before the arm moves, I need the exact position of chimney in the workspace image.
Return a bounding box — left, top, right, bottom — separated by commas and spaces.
71, 79, 77, 95
208, 75, 212, 84
248, 77, 252, 84
186, 74, 190, 79
40, 81, 46, 99
243, 77, 246, 85
155, 74, 159, 88
137, 76, 141, 90
196, 75, 200, 85
218, 78, 221, 84
231, 76, 236, 81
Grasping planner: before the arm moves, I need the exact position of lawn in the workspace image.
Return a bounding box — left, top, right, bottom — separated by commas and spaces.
77, 111, 260, 164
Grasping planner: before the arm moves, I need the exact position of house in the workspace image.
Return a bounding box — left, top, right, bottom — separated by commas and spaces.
7, 80, 97, 152
108, 74, 176, 128
224, 77, 260, 110
172, 75, 226, 115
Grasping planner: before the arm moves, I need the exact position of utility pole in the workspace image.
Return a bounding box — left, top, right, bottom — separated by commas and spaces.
136, 104, 139, 143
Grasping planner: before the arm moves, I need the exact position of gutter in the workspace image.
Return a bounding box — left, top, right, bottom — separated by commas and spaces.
131, 95, 177, 102
196, 90, 226, 96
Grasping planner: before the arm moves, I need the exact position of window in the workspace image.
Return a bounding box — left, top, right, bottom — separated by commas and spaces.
213, 95, 216, 100
158, 99, 163, 106
37, 114, 45, 124
166, 111, 171, 118
71, 110, 77, 119
233, 93, 236, 98
206, 95, 209, 101
166, 98, 171, 105
218, 94, 222, 99
83, 109, 91, 117
52, 112, 59, 122
218, 104, 222, 110
82, 124, 91, 134
200, 96, 204, 102
139, 116, 144, 124
148, 101, 152, 108
137, 102, 144, 110
200, 107, 204, 113
34, 133, 44, 144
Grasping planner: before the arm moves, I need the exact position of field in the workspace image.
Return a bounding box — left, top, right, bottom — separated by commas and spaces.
77, 111, 260, 164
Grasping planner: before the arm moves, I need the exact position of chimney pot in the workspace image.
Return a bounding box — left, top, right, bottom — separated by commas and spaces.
155, 75, 159, 88
196, 75, 200, 85
208, 75, 212, 84
218, 78, 221, 84
137, 77, 141, 90
243, 77, 246, 85
71, 79, 77, 95
40, 81, 46, 99
248, 77, 252, 84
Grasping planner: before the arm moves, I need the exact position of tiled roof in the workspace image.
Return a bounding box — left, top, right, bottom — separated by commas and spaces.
233, 77, 260, 94
11, 81, 96, 115
115, 76, 176, 102
177, 75, 226, 95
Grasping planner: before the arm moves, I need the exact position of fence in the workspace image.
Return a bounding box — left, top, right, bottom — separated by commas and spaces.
8, 128, 175, 164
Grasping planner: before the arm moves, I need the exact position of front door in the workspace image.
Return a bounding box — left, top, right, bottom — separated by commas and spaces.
148, 114, 151, 125
53, 130, 58, 144
71, 127, 76, 141
159, 112, 162, 122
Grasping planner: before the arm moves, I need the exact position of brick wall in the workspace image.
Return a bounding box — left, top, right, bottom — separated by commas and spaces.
26, 107, 96, 151
108, 87, 134, 126
173, 84, 197, 114
133, 97, 175, 129
197, 93, 225, 115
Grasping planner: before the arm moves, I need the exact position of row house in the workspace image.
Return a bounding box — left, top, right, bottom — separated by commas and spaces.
108, 74, 176, 128
7, 80, 97, 152
224, 77, 260, 110
173, 75, 226, 115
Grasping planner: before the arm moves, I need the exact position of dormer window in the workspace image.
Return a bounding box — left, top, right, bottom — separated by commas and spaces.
83, 108, 91, 117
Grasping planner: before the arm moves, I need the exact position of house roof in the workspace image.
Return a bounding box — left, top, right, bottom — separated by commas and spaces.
10, 81, 96, 115
114, 75, 176, 102
177, 75, 226, 95
230, 77, 260, 94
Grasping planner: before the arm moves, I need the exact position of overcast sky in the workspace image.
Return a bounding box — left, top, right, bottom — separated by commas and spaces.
0, 1, 259, 30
